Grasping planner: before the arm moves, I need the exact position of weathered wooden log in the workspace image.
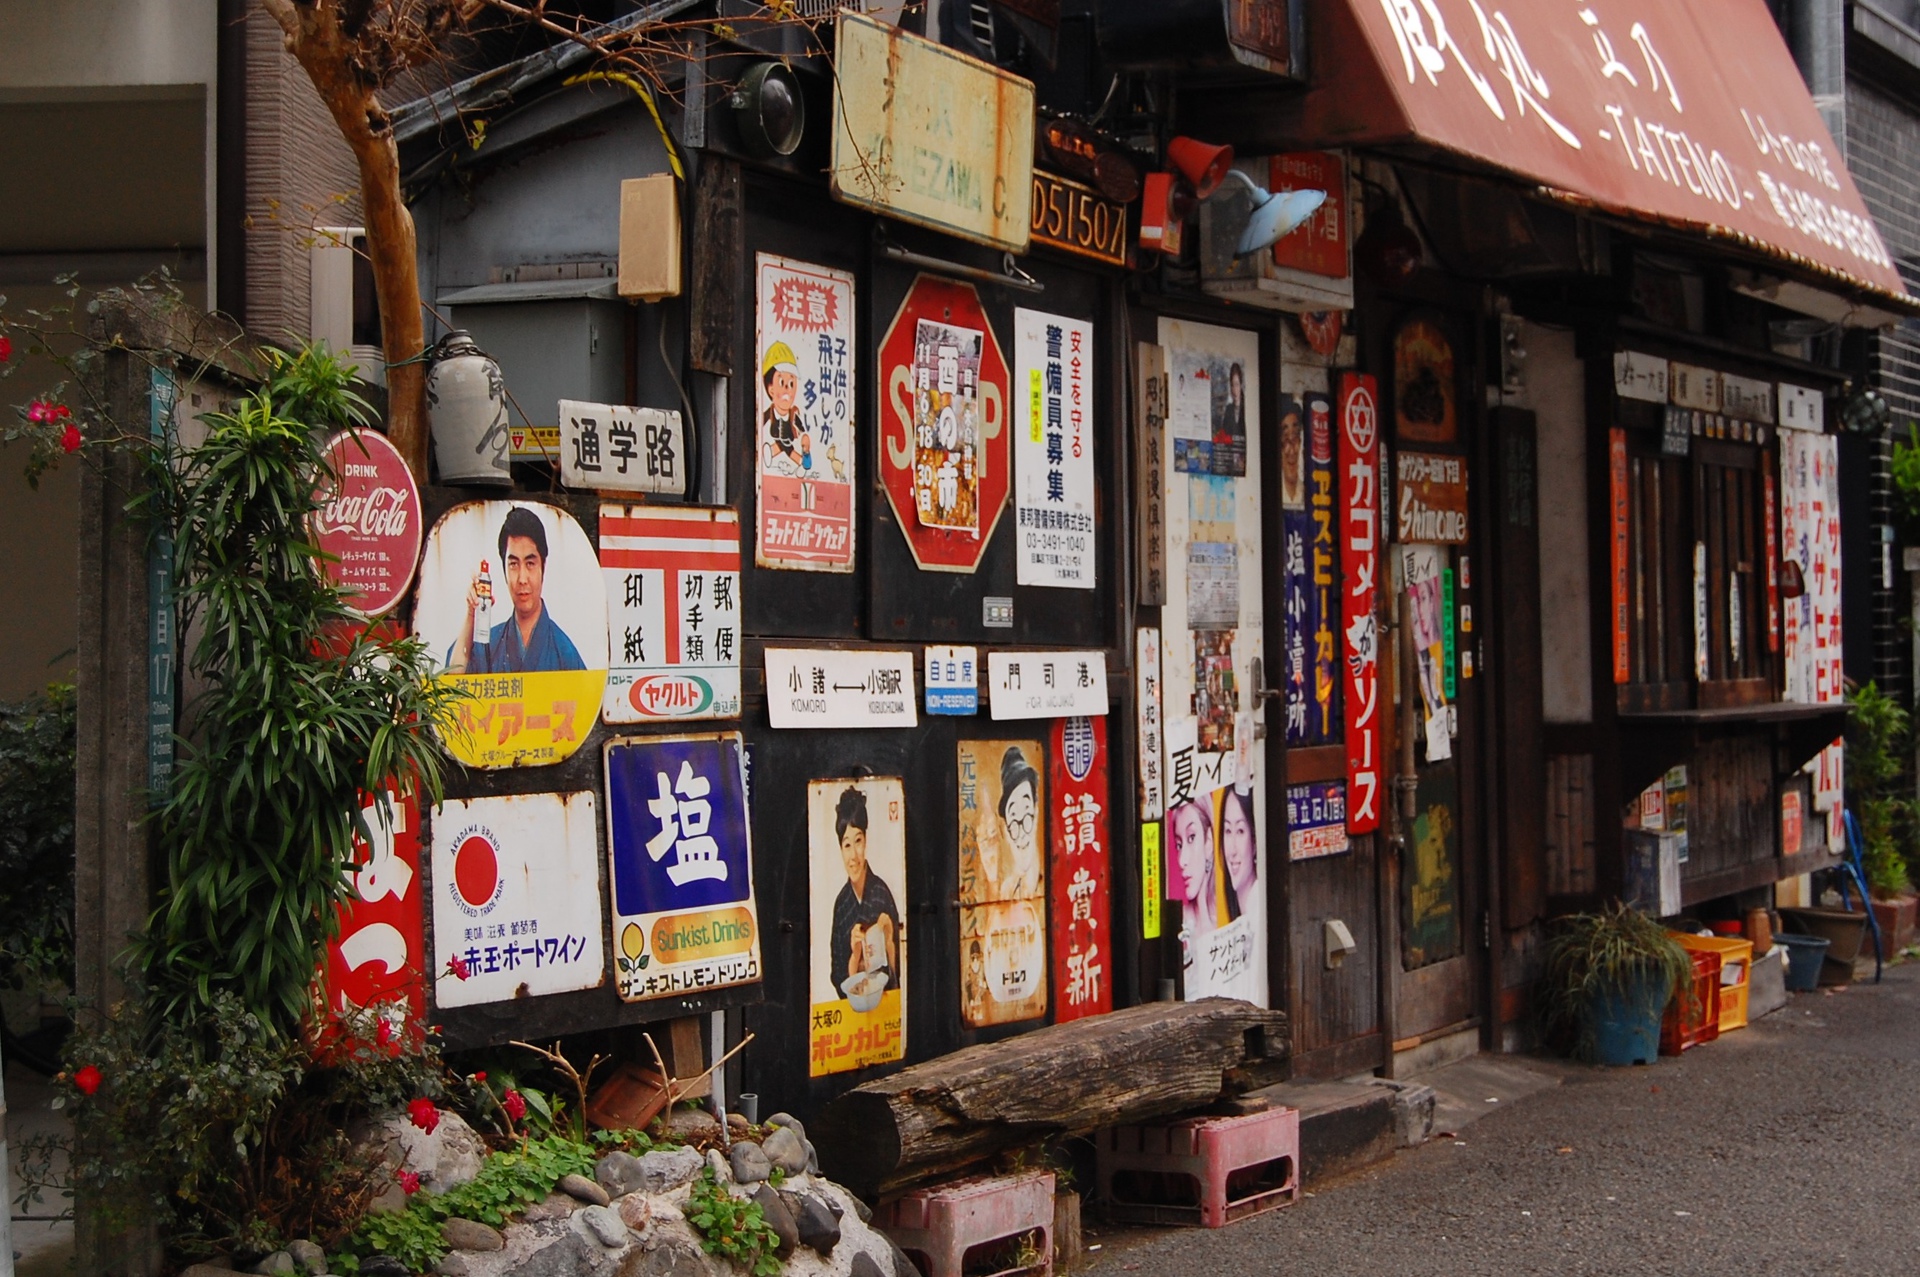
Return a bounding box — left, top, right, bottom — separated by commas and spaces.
812, 998, 1290, 1196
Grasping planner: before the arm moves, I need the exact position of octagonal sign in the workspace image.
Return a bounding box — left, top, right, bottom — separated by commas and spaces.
878, 274, 1011, 574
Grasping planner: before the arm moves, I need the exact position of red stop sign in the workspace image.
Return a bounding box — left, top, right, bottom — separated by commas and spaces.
877, 274, 1011, 573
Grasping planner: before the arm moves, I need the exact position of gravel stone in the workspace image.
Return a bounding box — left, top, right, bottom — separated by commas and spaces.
580, 1203, 633, 1248
728, 1141, 772, 1183
762, 1125, 808, 1175
558, 1171, 610, 1205
442, 1218, 505, 1252
750, 1184, 798, 1258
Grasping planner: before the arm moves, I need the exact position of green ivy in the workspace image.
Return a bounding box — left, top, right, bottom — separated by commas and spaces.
0, 682, 76, 996
686, 1168, 783, 1277
1847, 682, 1915, 897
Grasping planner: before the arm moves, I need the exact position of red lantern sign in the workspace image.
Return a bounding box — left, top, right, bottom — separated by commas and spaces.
1338, 374, 1381, 835
877, 275, 1012, 574
315, 429, 423, 617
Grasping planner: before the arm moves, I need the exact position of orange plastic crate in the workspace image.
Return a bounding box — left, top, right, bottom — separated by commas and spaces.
1659, 948, 1721, 1055
1671, 932, 1753, 1033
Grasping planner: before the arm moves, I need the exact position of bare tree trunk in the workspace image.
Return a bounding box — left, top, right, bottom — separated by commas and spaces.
260, 0, 429, 480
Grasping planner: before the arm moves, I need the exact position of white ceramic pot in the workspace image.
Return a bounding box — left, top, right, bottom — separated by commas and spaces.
425, 330, 511, 485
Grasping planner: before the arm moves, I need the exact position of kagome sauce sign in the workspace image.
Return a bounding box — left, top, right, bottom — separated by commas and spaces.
878, 274, 1011, 573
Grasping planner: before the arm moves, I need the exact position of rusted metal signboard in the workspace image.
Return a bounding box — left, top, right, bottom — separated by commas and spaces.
1395, 450, 1469, 545
604, 733, 762, 1003
315, 429, 422, 618
318, 785, 424, 1054
600, 504, 741, 723
830, 11, 1035, 253
1049, 715, 1112, 1022
809, 776, 908, 1076
1030, 170, 1128, 266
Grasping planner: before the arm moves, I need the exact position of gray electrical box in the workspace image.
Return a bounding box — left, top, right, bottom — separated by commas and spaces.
441, 278, 626, 448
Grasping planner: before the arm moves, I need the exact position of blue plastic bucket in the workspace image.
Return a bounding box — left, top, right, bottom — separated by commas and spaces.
1776, 933, 1830, 993
1588, 967, 1669, 1065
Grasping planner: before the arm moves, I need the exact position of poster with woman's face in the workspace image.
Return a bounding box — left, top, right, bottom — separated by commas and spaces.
1166, 784, 1263, 1000
413, 501, 608, 768
807, 777, 906, 1076
958, 739, 1047, 1027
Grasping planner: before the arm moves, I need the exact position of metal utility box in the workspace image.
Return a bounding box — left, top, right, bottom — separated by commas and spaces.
441, 278, 626, 453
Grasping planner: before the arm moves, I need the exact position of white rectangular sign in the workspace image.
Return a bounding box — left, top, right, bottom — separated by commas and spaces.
1136, 627, 1163, 820
600, 504, 740, 723
1778, 384, 1824, 432
1669, 363, 1720, 413
1013, 308, 1096, 589
766, 648, 917, 728
431, 791, 606, 1008
1719, 373, 1774, 423
925, 643, 979, 715
987, 650, 1108, 720
559, 400, 686, 495
1613, 350, 1669, 403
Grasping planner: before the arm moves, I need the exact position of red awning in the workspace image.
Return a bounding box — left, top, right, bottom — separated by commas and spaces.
1289, 0, 1913, 307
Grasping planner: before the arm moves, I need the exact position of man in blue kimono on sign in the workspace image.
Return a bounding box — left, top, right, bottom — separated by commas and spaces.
448, 506, 586, 674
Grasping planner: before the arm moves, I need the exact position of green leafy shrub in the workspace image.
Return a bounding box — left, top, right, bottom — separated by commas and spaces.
686, 1168, 783, 1277
1846, 682, 1915, 898
0, 682, 76, 997
1537, 903, 1693, 1060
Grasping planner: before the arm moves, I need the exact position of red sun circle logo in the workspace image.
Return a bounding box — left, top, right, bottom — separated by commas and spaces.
453, 833, 500, 910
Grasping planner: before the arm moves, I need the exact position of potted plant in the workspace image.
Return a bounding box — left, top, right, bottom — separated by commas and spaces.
1539, 903, 1693, 1065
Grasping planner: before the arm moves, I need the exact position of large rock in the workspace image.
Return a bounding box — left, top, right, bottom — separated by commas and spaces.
850, 1252, 888, 1277
705, 1148, 731, 1185
750, 1184, 798, 1258
579, 1204, 632, 1249
728, 1141, 772, 1184
250, 1253, 294, 1275
287, 1239, 327, 1273
599, 1147, 705, 1198
764, 1112, 806, 1142
762, 1125, 809, 1176
443, 1218, 506, 1252
434, 1255, 470, 1276
664, 1108, 722, 1145
786, 1191, 842, 1256
618, 1242, 713, 1277
559, 1172, 611, 1206
356, 1108, 489, 1211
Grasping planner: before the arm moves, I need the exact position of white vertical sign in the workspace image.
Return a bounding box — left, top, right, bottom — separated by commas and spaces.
1136, 627, 1164, 820
1013, 308, 1096, 588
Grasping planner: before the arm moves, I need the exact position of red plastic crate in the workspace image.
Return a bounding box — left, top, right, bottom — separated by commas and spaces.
1659, 948, 1721, 1055
1095, 1108, 1300, 1228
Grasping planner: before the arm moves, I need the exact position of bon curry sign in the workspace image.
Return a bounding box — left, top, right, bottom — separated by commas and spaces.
830, 11, 1035, 253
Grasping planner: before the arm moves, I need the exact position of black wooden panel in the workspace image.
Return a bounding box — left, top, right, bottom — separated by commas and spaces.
865, 232, 1114, 648
1288, 833, 1379, 1056
1490, 407, 1545, 928
1682, 734, 1774, 881
689, 156, 741, 377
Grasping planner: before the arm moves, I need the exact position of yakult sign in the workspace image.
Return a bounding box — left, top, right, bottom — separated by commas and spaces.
316, 430, 423, 617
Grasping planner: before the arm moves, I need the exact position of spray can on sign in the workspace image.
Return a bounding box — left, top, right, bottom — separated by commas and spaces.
474, 559, 494, 649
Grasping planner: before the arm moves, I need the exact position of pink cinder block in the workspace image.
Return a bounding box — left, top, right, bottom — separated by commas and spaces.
877, 1170, 1056, 1277
1096, 1107, 1300, 1228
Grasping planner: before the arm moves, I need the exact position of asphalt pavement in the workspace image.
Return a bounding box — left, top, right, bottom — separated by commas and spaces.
1085, 961, 1920, 1276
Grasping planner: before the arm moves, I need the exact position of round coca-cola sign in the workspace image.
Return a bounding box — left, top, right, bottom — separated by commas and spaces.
315, 429, 423, 617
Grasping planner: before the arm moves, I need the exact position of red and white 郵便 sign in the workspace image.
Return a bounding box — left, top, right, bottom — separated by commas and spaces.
316, 429, 423, 617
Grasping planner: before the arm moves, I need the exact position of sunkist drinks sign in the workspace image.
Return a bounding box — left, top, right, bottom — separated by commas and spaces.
316, 430, 423, 618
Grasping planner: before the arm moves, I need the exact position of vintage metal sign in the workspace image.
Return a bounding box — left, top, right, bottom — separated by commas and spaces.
1338, 373, 1382, 834
1781, 430, 1842, 704
1613, 350, 1669, 404
1286, 780, 1350, 860
958, 738, 1049, 1027
1049, 715, 1112, 1021
1718, 373, 1774, 423
809, 776, 908, 1076
1393, 316, 1456, 444
925, 644, 979, 716
559, 402, 686, 496
1134, 343, 1168, 605
1395, 450, 1469, 544
988, 650, 1109, 719
319, 785, 424, 1051
765, 648, 917, 728
431, 791, 605, 1008
605, 733, 761, 1003
878, 275, 1012, 573
1609, 429, 1631, 683
1135, 626, 1164, 820
600, 504, 740, 723
1269, 152, 1348, 278
316, 429, 422, 618
1778, 383, 1824, 432
1030, 170, 1128, 266
755, 255, 857, 572
1670, 362, 1721, 413
1013, 308, 1096, 589
413, 502, 608, 768
830, 12, 1035, 253
1140, 821, 1162, 940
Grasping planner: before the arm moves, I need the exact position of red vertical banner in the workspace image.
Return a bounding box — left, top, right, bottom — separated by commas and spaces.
1337, 374, 1381, 834
1049, 715, 1112, 1021
317, 784, 425, 1056
1609, 428, 1631, 684
1763, 468, 1780, 653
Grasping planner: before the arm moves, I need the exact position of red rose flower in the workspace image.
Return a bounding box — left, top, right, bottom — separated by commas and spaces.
446, 954, 471, 981
374, 1018, 393, 1046
502, 1089, 527, 1122
0, 336, 12, 361
397, 1170, 421, 1195
471, 1071, 486, 1084
407, 1096, 441, 1135
61, 423, 81, 454
73, 1065, 102, 1096
26, 402, 48, 423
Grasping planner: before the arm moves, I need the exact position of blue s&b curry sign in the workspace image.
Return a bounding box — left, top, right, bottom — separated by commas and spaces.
604, 732, 762, 1002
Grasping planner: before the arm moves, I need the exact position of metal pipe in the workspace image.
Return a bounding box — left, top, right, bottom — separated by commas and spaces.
1786, 0, 1847, 155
